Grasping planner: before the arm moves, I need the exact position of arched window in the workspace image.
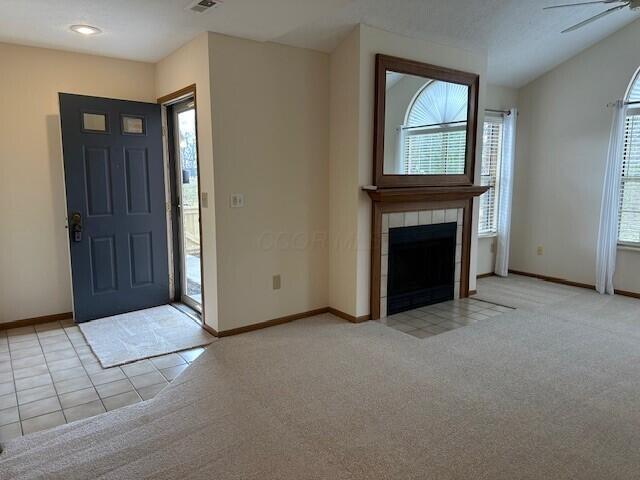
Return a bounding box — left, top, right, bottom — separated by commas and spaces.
618, 70, 640, 245
401, 81, 468, 175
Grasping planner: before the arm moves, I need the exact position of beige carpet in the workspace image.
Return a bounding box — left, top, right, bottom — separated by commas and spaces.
474, 273, 583, 310
2, 285, 640, 478
78, 305, 215, 368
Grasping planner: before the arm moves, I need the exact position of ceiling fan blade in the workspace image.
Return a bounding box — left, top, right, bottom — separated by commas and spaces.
544, 0, 620, 9
561, 4, 627, 32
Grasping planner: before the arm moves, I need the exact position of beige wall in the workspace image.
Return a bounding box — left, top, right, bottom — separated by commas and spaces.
476, 84, 519, 277
0, 43, 155, 324
328, 25, 488, 318
329, 28, 360, 316
486, 85, 519, 113
512, 19, 640, 293
155, 33, 220, 332
207, 33, 330, 331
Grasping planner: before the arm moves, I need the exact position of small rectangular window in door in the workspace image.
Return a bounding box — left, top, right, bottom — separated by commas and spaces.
82, 112, 108, 133
122, 115, 145, 135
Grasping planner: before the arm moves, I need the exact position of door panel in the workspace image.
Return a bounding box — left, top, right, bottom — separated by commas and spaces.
90, 236, 118, 294
84, 147, 114, 216
124, 147, 151, 214
129, 232, 154, 286
60, 93, 169, 322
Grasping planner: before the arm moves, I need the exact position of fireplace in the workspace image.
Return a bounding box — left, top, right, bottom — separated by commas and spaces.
365, 185, 488, 320
387, 223, 457, 315
377, 207, 466, 318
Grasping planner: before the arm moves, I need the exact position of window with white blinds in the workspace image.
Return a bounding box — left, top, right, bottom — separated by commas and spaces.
403, 125, 467, 175
619, 111, 640, 245
401, 80, 468, 175
618, 73, 640, 245
478, 115, 504, 235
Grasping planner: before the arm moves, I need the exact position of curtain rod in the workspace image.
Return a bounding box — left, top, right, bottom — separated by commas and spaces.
399, 120, 467, 130
485, 108, 512, 116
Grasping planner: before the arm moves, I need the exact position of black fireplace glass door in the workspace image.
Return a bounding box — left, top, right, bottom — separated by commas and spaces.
387, 223, 457, 315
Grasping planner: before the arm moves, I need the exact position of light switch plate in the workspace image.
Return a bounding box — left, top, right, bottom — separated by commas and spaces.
273, 274, 281, 290
230, 193, 244, 208
201, 192, 208, 208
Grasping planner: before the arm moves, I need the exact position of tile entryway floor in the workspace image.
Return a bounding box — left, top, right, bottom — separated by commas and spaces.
0, 319, 205, 443
376, 298, 514, 339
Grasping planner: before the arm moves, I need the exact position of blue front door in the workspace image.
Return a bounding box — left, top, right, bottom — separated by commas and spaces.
59, 94, 169, 322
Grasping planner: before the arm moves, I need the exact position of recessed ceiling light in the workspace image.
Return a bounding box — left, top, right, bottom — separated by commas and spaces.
70, 25, 102, 36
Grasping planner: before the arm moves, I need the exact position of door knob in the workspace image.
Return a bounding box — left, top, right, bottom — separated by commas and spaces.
70, 212, 83, 242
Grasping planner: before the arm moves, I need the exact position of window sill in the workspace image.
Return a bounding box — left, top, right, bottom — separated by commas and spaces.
618, 243, 640, 253
478, 233, 497, 239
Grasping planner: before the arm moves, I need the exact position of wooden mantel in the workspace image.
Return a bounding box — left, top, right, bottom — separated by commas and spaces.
364, 185, 489, 203
364, 184, 489, 320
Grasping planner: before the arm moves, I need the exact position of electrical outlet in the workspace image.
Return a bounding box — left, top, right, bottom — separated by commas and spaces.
273, 274, 281, 290
537, 246, 544, 256
230, 193, 244, 208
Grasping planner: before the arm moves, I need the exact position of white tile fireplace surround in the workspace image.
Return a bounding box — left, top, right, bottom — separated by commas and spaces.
380, 208, 463, 318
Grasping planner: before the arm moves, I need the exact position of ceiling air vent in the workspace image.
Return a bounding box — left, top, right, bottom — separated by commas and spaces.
187, 0, 221, 13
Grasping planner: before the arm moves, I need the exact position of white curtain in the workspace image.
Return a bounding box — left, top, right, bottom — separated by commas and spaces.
596, 100, 627, 294
494, 108, 518, 277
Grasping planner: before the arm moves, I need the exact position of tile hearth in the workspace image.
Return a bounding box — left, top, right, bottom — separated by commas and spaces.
376, 298, 514, 339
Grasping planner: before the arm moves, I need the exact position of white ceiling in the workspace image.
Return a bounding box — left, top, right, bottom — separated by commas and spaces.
275, 0, 640, 87
0, 0, 638, 87
0, 0, 349, 62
